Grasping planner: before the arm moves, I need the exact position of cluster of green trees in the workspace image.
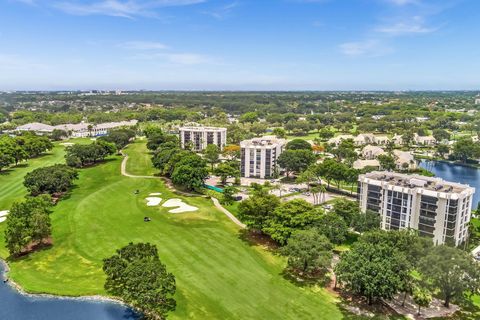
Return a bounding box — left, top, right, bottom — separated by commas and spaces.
103, 243, 176, 320
24, 164, 78, 197
65, 141, 116, 167
98, 128, 136, 150
148, 129, 209, 190
297, 158, 359, 193
278, 139, 317, 177
0, 133, 53, 171
336, 230, 480, 309
239, 187, 379, 277
4, 195, 53, 256
451, 136, 480, 163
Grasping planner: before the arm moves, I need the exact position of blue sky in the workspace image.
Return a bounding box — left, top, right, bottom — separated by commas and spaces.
0, 0, 479, 90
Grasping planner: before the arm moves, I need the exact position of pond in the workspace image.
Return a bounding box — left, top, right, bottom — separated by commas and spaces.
0, 262, 139, 320
419, 159, 480, 207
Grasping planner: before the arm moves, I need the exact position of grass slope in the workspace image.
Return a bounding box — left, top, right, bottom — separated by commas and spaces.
123, 139, 157, 176
0, 141, 347, 319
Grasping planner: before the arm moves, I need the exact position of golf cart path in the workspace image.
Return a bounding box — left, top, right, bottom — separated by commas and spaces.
211, 198, 246, 228
120, 153, 246, 228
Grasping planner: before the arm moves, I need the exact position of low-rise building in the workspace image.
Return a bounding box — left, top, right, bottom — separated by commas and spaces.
392, 134, 403, 146
414, 134, 436, 146
374, 135, 390, 145
353, 159, 380, 170
362, 145, 385, 160
16, 122, 55, 135
393, 150, 417, 170
16, 120, 138, 137
327, 134, 354, 146
240, 136, 286, 179
179, 126, 227, 151
358, 171, 475, 246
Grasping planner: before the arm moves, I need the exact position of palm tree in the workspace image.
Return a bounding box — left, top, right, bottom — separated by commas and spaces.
319, 184, 327, 203
272, 183, 283, 198
87, 124, 93, 137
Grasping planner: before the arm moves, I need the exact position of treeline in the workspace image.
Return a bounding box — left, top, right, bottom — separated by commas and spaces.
239, 187, 380, 276
0, 133, 53, 171
239, 189, 378, 245
5, 164, 79, 256
336, 230, 480, 309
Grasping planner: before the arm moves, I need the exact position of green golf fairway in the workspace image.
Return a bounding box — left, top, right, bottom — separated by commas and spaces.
0, 140, 345, 319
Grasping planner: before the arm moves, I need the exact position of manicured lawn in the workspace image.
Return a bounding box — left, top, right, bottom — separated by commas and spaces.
122, 138, 158, 176
286, 131, 321, 141
0, 141, 349, 319
0, 138, 91, 211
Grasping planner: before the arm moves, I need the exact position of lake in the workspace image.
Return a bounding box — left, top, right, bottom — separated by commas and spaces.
0, 263, 139, 320
419, 159, 480, 207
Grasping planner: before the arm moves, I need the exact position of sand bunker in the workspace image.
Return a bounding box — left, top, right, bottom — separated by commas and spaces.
149, 193, 162, 196
146, 197, 162, 206
0, 210, 9, 223
162, 199, 198, 213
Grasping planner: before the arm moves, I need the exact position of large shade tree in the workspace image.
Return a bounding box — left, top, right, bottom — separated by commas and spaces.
282, 229, 332, 276
103, 243, 176, 319
419, 245, 480, 308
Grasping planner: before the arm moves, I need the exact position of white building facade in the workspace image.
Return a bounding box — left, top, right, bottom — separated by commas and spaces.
240, 136, 286, 179
16, 120, 138, 137
358, 171, 475, 246
179, 126, 227, 151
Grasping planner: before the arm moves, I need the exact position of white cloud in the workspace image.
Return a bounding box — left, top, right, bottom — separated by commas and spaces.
202, 1, 238, 20
164, 53, 209, 64
131, 52, 211, 65
12, 0, 37, 5
339, 40, 393, 57
46, 0, 205, 18
385, 0, 419, 5
120, 41, 168, 50
376, 16, 436, 35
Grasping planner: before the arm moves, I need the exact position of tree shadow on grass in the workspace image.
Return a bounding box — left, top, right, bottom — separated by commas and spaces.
444, 299, 480, 320
0, 168, 15, 176
335, 292, 401, 320
280, 268, 332, 288
237, 229, 279, 253
6, 240, 53, 263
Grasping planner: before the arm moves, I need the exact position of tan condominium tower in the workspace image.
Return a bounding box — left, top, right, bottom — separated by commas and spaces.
240, 136, 287, 179
179, 126, 227, 151
358, 171, 475, 246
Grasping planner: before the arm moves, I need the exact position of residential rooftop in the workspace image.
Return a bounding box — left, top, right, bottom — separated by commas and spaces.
360, 171, 474, 195
179, 126, 226, 132
240, 136, 286, 148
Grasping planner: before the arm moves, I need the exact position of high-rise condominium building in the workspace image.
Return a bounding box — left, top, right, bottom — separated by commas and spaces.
240, 136, 286, 179
358, 171, 475, 246
179, 126, 227, 151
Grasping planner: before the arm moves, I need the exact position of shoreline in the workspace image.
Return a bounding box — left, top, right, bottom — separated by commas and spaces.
418, 157, 480, 169
0, 258, 127, 306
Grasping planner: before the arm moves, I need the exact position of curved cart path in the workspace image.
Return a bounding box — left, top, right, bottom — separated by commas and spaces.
120, 153, 246, 228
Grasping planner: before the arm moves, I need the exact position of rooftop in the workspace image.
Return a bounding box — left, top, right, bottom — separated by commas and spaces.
360, 171, 474, 195
180, 126, 226, 132
240, 136, 286, 148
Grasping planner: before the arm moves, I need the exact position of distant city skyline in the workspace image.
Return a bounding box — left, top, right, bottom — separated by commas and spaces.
0, 0, 479, 90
